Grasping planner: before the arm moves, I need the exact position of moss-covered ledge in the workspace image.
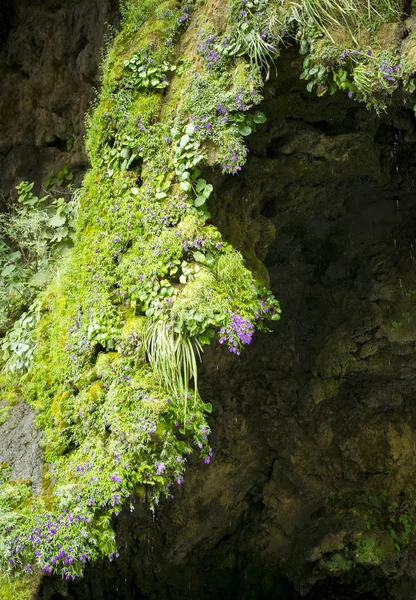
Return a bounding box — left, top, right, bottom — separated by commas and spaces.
2, 0, 416, 595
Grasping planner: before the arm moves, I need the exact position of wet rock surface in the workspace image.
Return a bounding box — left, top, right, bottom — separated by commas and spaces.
0, 0, 119, 197
0, 402, 43, 492
35, 52, 416, 600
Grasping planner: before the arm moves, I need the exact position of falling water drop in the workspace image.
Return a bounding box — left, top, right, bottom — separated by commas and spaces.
399, 278, 403, 288
396, 199, 399, 208
394, 239, 397, 248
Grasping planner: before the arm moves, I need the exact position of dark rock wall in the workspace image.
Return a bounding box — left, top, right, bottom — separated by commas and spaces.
0, 0, 120, 197
37, 53, 416, 600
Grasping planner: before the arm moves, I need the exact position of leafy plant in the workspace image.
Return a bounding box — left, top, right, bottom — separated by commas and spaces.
0, 182, 77, 334
123, 49, 176, 89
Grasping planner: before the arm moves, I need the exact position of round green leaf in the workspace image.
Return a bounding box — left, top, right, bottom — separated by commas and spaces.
253, 111, 267, 124
194, 195, 206, 207
238, 124, 252, 136
193, 251, 205, 263
203, 184, 213, 198
196, 179, 207, 193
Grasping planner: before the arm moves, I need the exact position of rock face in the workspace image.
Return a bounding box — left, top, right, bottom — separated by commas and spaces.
3, 3, 416, 599
34, 52, 416, 599
0, 403, 43, 492
0, 0, 119, 196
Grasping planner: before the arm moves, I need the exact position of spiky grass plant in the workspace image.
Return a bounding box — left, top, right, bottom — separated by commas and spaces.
288, 0, 402, 42
144, 320, 202, 423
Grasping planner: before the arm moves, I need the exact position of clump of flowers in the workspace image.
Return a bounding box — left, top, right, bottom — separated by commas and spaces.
196, 31, 221, 69
219, 314, 255, 355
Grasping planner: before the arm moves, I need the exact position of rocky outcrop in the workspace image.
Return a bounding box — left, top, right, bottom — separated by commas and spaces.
0, 403, 43, 492
32, 51, 416, 600
0, 0, 119, 196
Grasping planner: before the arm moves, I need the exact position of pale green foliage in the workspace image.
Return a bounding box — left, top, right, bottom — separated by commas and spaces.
288, 0, 402, 41
1, 300, 41, 373
0, 182, 77, 334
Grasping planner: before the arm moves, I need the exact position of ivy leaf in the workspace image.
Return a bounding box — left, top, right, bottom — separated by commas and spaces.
238, 124, 252, 136
306, 81, 315, 92
194, 195, 206, 207
204, 402, 213, 413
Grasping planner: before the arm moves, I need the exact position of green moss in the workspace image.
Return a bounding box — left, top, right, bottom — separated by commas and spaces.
2, 0, 416, 588
0, 573, 41, 600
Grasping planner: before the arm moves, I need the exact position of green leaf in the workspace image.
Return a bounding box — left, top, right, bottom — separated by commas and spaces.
193, 251, 205, 263
1, 264, 16, 277
185, 123, 195, 136
203, 184, 213, 198
196, 178, 206, 193
29, 270, 50, 288
205, 328, 215, 339
155, 191, 167, 199
205, 253, 215, 267
238, 124, 252, 136
204, 402, 213, 413
194, 195, 206, 207
180, 181, 191, 192
180, 134, 190, 148
49, 214, 66, 228
253, 111, 267, 124
306, 80, 315, 92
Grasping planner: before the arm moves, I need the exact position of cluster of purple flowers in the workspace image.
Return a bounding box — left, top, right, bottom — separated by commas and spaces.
219, 314, 255, 354
196, 33, 220, 68
339, 49, 359, 60
203, 447, 213, 464
220, 142, 249, 175
178, 6, 189, 24
380, 60, 400, 82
